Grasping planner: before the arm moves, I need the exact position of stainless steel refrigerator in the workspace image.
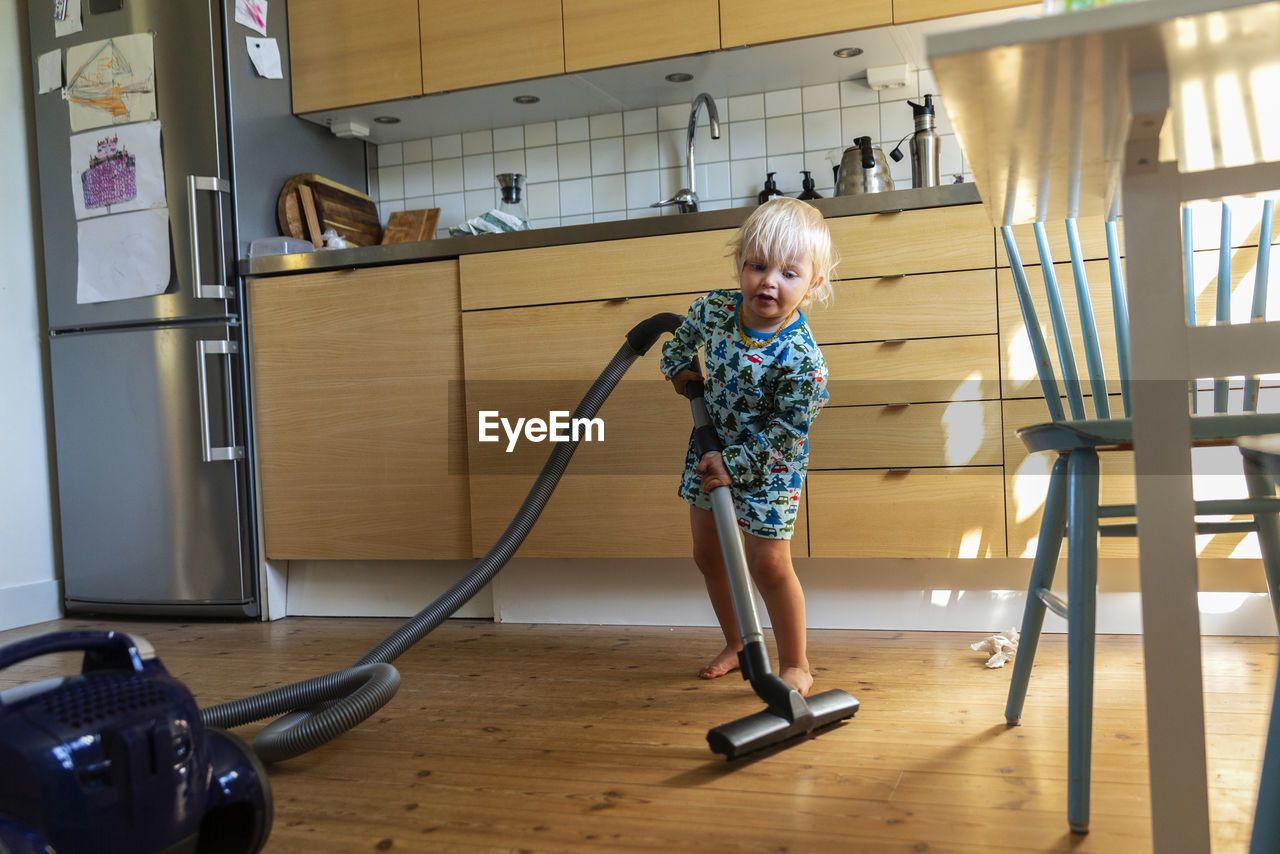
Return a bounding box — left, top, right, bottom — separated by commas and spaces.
28, 0, 365, 615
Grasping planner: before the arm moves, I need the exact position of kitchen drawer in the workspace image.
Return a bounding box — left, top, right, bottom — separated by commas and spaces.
462, 292, 705, 379
828, 205, 994, 278
809, 400, 1003, 469
807, 468, 1006, 558
824, 334, 1000, 405
468, 474, 809, 558
810, 268, 996, 343
460, 230, 735, 310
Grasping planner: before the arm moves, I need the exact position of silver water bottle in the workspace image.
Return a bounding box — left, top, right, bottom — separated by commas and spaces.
908, 95, 940, 189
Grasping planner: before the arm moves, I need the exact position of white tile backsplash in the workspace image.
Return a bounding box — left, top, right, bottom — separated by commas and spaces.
403, 162, 432, 198
370, 72, 966, 236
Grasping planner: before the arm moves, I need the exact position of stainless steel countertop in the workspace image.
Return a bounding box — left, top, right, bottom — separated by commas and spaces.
240, 183, 982, 277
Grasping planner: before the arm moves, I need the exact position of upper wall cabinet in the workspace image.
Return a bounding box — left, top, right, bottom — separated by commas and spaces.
562, 0, 721, 73
288, 0, 423, 114
720, 0, 892, 49
893, 0, 1030, 23
420, 1, 565, 94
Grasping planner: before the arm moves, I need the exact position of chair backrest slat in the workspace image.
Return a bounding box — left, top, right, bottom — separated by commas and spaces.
1001, 225, 1065, 422
1105, 219, 1132, 417
1065, 219, 1111, 418
1215, 203, 1233, 412
1244, 199, 1275, 412
1033, 222, 1087, 420
1184, 206, 1199, 414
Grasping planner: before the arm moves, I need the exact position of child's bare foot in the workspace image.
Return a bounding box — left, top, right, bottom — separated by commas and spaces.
697, 645, 742, 679
780, 665, 814, 697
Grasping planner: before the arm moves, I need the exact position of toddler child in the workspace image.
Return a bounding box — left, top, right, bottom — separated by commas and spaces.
660, 196, 836, 697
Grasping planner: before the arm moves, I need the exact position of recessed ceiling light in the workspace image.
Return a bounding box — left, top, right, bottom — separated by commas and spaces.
833, 47, 864, 58
665, 72, 693, 83
373, 116, 400, 124
513, 94, 540, 105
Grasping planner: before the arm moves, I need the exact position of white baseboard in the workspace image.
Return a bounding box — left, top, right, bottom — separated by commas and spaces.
0, 579, 63, 631
284, 560, 493, 618
277, 557, 1279, 637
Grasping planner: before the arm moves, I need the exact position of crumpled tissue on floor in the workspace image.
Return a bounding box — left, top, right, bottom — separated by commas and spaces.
971, 627, 1019, 668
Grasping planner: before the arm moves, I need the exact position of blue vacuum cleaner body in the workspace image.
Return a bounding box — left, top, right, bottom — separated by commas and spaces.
0, 631, 271, 854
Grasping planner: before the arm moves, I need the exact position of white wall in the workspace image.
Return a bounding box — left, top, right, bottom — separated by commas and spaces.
1, 0, 62, 630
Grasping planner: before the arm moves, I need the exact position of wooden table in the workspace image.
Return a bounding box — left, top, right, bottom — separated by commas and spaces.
928, 2, 1280, 850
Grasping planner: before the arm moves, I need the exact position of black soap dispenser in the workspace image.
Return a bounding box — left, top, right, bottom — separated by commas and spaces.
797, 170, 822, 200
757, 172, 784, 205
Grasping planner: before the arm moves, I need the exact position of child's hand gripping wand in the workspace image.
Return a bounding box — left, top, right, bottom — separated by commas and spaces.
683, 358, 859, 759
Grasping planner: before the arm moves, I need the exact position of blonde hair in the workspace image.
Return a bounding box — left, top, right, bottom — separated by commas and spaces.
727, 197, 838, 307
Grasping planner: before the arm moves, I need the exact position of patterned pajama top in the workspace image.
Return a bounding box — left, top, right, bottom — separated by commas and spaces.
660, 289, 829, 540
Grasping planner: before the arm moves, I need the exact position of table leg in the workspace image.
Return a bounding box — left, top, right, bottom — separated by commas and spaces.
1122, 153, 1212, 851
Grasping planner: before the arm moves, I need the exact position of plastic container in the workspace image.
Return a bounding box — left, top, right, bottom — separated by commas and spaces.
249, 236, 314, 257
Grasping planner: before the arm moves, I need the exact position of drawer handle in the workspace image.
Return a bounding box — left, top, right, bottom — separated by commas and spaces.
884, 402, 911, 409
607, 297, 630, 304
882, 338, 907, 345
887, 467, 911, 474
881, 273, 908, 280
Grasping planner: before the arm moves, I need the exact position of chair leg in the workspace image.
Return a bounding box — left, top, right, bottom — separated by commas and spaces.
1249, 640, 1280, 854
1242, 454, 1280, 632
1066, 449, 1100, 834
1006, 453, 1070, 726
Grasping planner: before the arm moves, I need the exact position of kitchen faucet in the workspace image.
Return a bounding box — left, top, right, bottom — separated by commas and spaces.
652, 92, 720, 214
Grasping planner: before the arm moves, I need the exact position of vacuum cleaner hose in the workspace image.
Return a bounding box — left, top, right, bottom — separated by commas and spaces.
202, 312, 686, 762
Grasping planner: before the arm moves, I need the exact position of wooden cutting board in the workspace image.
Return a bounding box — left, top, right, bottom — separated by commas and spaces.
381, 208, 441, 244
277, 174, 381, 247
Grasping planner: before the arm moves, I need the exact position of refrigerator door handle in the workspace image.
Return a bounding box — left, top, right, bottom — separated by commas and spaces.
197, 339, 245, 463
187, 175, 232, 300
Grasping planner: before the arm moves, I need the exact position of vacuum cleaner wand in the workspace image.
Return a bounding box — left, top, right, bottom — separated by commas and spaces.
684, 364, 859, 759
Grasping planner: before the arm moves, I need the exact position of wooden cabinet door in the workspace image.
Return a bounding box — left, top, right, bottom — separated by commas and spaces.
562, 0, 720, 72
287, 0, 423, 114
419, 1, 564, 94
893, 0, 1033, 24
248, 262, 471, 559
720, 0, 891, 48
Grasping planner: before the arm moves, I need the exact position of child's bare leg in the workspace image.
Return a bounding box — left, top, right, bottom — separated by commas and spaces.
690, 506, 742, 678
742, 534, 813, 696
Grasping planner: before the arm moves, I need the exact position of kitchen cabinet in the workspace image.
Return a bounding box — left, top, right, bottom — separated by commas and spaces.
720, 0, 892, 49
804, 203, 1004, 558
247, 261, 471, 559
893, 0, 1033, 24
287, 0, 423, 114
561, 0, 721, 73
460, 289, 818, 558
419, 1, 564, 94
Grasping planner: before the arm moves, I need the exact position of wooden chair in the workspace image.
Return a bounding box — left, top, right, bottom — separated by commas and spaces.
999, 199, 1280, 834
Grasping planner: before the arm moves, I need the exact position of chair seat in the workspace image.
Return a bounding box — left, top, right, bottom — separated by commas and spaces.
1018, 412, 1280, 454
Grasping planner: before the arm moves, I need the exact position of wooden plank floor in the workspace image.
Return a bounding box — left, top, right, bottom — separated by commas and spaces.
0, 617, 1273, 853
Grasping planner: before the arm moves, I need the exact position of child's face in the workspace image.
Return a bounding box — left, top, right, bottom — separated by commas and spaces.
737, 251, 822, 332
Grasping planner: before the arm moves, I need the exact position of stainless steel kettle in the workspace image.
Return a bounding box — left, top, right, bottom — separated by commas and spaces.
836, 137, 895, 196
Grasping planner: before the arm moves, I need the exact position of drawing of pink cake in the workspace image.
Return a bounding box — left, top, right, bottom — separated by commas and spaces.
81, 134, 137, 209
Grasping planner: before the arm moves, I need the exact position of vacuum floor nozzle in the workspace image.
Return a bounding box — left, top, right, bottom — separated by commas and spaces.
707, 688, 860, 759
